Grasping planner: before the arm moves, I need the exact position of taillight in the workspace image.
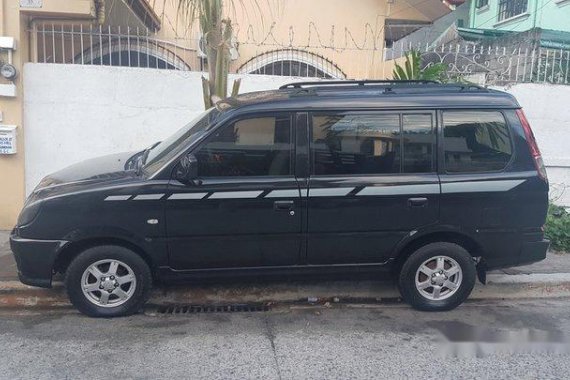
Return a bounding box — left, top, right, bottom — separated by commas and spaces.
517, 109, 548, 182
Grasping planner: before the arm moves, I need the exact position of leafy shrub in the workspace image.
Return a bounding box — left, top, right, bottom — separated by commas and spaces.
545, 203, 570, 252
392, 49, 448, 82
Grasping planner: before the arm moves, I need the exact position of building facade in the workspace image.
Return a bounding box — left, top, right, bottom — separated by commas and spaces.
469, 0, 570, 33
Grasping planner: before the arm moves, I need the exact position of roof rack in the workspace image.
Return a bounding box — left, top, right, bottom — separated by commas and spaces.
279, 80, 440, 89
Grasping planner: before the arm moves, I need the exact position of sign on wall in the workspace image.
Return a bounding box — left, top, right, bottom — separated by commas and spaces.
20, 0, 42, 8
0, 125, 17, 154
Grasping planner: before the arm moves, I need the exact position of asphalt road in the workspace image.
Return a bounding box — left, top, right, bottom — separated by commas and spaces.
0, 299, 569, 379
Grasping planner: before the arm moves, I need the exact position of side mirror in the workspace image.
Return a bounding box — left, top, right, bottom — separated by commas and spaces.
175, 153, 198, 183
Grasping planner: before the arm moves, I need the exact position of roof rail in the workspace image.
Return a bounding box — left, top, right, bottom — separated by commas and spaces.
279, 80, 440, 89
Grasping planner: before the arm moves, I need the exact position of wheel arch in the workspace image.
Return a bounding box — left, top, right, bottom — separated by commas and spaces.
54, 237, 156, 278
391, 230, 485, 275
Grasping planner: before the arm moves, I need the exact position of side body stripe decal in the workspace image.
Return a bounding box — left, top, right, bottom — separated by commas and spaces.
208, 190, 264, 199
133, 194, 164, 200
105, 180, 526, 201
441, 180, 525, 194
308, 187, 355, 197
104, 195, 132, 201
168, 193, 208, 200
356, 184, 439, 196
265, 189, 300, 198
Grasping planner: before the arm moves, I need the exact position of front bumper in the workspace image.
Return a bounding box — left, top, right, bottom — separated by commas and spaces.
10, 232, 69, 288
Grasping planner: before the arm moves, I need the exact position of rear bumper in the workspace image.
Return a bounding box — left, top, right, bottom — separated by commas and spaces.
9, 232, 69, 288
481, 237, 550, 270
518, 239, 550, 266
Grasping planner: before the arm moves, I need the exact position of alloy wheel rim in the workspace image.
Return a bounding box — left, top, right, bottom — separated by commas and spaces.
414, 255, 463, 301
81, 259, 137, 308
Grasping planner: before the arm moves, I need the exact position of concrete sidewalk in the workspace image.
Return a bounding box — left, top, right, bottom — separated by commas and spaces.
2, 230, 570, 309
0, 230, 16, 282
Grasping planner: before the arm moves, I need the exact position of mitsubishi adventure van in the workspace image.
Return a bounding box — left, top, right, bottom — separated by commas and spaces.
10, 80, 550, 317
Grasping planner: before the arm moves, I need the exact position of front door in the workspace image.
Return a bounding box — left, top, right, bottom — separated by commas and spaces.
165, 113, 303, 270
306, 111, 440, 265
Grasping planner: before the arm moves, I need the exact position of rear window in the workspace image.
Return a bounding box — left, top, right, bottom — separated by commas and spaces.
443, 111, 512, 173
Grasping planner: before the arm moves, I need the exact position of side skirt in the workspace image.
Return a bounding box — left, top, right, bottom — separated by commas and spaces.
156, 260, 395, 284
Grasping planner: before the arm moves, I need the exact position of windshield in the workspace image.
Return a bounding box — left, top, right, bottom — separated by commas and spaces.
143, 108, 220, 176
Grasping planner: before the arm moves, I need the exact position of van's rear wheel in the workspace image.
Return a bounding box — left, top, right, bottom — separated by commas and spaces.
65, 245, 152, 317
398, 242, 476, 311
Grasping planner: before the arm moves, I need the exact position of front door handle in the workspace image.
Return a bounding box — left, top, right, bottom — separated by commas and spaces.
408, 197, 428, 208
274, 200, 294, 211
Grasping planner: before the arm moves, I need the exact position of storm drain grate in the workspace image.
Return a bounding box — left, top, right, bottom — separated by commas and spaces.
156, 303, 271, 315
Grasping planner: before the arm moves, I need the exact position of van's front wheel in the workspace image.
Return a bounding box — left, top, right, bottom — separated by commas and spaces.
398, 242, 476, 311
65, 245, 152, 317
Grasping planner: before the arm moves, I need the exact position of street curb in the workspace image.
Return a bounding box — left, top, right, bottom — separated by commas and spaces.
1, 274, 570, 309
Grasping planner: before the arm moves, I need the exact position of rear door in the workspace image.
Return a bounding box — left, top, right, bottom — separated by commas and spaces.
305, 111, 440, 265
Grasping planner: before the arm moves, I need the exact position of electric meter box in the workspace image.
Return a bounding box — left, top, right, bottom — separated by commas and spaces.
0, 125, 17, 154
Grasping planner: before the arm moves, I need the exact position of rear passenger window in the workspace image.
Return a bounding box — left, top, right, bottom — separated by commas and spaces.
196, 115, 291, 177
311, 113, 434, 175
443, 111, 512, 173
403, 114, 434, 173
312, 113, 400, 175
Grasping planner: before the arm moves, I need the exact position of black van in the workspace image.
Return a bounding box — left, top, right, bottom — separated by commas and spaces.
10, 80, 549, 317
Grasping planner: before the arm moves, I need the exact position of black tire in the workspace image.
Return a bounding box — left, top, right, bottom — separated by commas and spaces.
65, 245, 152, 318
398, 242, 476, 311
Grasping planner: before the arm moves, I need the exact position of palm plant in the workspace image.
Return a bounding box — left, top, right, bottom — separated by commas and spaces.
177, 0, 244, 108
95, 0, 105, 24
392, 49, 448, 82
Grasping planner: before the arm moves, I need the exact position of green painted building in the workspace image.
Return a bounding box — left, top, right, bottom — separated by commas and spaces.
456, 0, 570, 50
468, 0, 570, 33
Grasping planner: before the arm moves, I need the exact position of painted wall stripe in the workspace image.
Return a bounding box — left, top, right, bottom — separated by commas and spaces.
264, 189, 300, 198
168, 192, 209, 200
356, 184, 440, 196
104, 195, 131, 201
309, 187, 355, 197
442, 179, 525, 194
208, 190, 263, 199
133, 194, 164, 200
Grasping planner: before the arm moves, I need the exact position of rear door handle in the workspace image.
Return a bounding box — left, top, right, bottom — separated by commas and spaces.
274, 200, 294, 211
408, 197, 428, 207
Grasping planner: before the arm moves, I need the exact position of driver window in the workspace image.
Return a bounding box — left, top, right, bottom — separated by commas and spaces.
196, 115, 292, 177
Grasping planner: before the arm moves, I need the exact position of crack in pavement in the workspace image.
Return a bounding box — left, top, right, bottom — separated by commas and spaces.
264, 315, 283, 380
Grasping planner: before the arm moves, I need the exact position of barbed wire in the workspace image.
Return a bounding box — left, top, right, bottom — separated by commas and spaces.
238, 22, 386, 52
146, 0, 444, 51
115, 0, 457, 53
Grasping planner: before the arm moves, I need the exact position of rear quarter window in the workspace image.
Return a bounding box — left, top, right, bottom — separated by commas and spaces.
443, 111, 512, 173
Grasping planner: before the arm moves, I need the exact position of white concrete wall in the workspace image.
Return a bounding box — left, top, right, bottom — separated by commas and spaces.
24, 65, 570, 204
491, 84, 570, 205
23, 64, 303, 194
